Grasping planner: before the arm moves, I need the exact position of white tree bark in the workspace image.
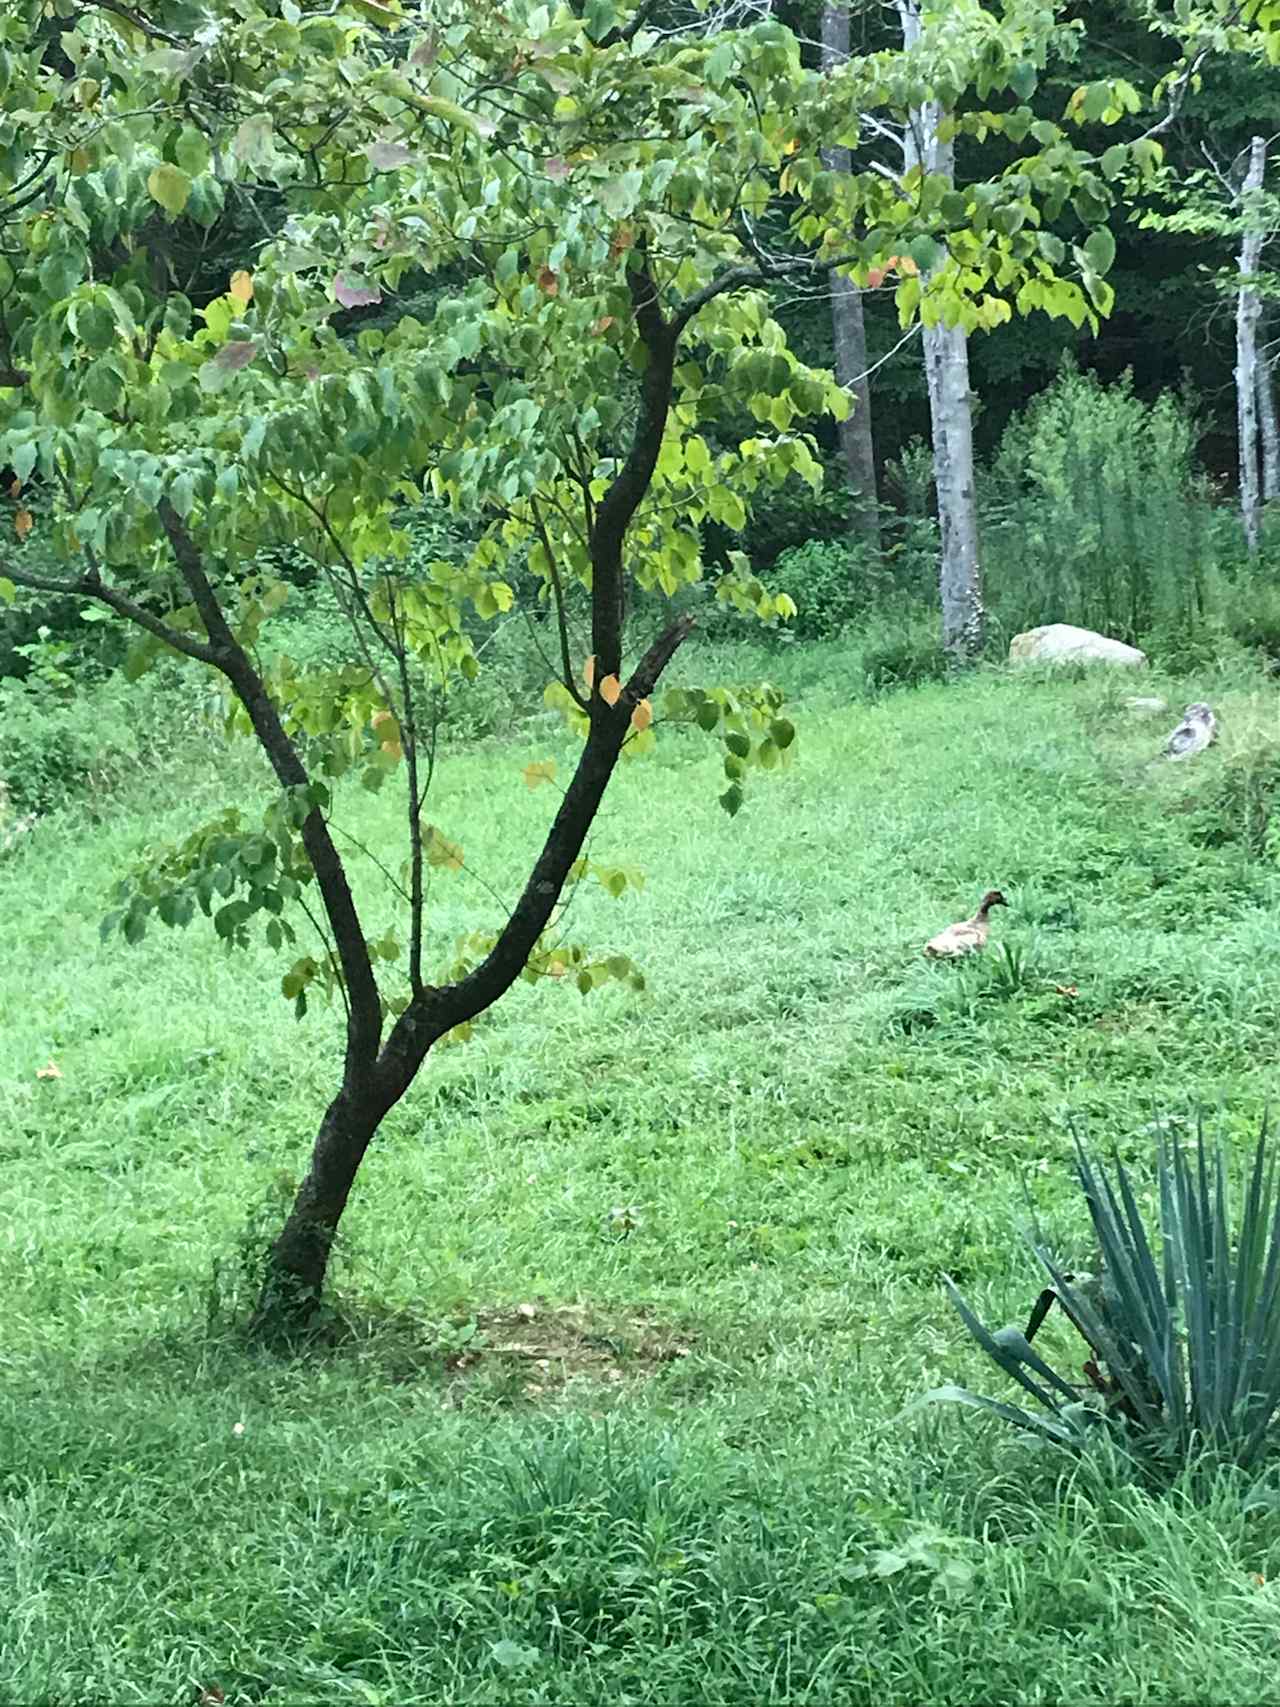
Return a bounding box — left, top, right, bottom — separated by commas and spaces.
897, 0, 983, 655
1236, 135, 1267, 553
821, 0, 880, 556
1259, 324, 1279, 504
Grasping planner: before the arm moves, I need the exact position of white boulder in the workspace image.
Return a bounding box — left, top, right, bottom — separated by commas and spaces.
1009, 624, 1147, 668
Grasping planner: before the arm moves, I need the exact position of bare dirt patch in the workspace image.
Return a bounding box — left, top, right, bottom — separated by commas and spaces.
441, 1301, 694, 1401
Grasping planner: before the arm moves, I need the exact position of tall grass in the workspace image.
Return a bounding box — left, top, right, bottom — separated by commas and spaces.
981, 366, 1215, 647
6, 658, 1280, 1701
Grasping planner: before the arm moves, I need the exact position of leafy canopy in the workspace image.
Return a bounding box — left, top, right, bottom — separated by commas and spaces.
0, 0, 1214, 1007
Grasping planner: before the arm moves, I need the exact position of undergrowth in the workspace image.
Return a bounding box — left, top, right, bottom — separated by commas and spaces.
4, 655, 1280, 1702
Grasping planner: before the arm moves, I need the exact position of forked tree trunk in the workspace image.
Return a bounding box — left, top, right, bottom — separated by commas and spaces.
821, 0, 880, 557
251, 678, 683, 1340
897, 0, 984, 656
1237, 135, 1267, 554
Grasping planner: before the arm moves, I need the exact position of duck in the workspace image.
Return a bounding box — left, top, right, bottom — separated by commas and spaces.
923, 889, 1008, 959
1162, 702, 1217, 761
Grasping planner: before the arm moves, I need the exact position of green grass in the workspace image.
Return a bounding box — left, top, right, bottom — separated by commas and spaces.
6, 651, 1280, 1704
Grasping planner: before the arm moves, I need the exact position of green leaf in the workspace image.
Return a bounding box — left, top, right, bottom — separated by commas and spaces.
147, 163, 192, 216
583, 0, 617, 40
490, 1639, 540, 1670
719, 782, 744, 817
1083, 226, 1116, 275
907, 235, 944, 275
174, 124, 210, 177
1008, 62, 1037, 100
11, 441, 37, 484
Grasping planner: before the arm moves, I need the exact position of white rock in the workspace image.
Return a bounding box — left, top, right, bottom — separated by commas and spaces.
1009, 624, 1147, 668
1126, 697, 1169, 716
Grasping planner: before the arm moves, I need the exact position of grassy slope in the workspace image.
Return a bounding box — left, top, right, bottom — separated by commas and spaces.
5, 659, 1280, 1704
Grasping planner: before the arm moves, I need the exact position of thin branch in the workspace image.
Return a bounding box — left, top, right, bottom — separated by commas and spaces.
529, 495, 589, 709
6, 557, 224, 666
87, 0, 187, 45
385, 583, 426, 997
157, 500, 384, 1077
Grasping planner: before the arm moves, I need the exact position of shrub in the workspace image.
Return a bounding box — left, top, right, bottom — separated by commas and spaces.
770, 537, 890, 639
1190, 736, 1280, 860
982, 366, 1213, 647
858, 605, 949, 693
926, 1120, 1280, 1472
0, 661, 224, 818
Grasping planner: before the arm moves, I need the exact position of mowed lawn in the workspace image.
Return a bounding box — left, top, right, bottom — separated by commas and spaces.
5, 659, 1280, 1705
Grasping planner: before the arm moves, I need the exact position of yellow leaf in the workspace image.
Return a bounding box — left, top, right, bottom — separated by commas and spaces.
423, 824, 465, 870
523, 759, 557, 789
36, 1060, 62, 1080
381, 738, 403, 761
15, 508, 32, 540
599, 674, 621, 706
229, 269, 254, 304
630, 698, 652, 731
583, 654, 596, 690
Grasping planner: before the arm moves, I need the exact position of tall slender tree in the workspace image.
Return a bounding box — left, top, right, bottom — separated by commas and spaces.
897, 0, 983, 657
1236, 135, 1268, 551
821, 0, 880, 556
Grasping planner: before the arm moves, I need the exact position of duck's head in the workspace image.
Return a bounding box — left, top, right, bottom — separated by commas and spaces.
979, 889, 1008, 911
1183, 702, 1213, 723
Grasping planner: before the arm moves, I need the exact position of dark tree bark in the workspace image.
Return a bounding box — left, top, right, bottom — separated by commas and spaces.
821, 0, 880, 558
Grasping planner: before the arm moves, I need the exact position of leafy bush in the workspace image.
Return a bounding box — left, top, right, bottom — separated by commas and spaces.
982, 366, 1213, 647
928, 1121, 1280, 1472
771, 538, 889, 639
858, 605, 949, 692
1190, 736, 1280, 860
0, 662, 223, 818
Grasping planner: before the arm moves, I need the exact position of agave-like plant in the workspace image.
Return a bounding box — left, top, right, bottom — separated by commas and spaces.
924, 1120, 1280, 1469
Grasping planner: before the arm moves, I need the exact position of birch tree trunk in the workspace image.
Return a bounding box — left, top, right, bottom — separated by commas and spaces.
821, 0, 880, 557
1236, 134, 1267, 553
897, 0, 983, 656
1259, 323, 1279, 504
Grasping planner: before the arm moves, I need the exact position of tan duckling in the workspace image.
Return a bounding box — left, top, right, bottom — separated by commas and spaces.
924, 889, 1008, 959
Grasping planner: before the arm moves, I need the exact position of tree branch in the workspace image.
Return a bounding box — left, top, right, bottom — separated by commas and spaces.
85, 0, 187, 46
529, 495, 589, 709
374, 614, 693, 1097
156, 500, 384, 1079
588, 251, 676, 680
6, 558, 224, 667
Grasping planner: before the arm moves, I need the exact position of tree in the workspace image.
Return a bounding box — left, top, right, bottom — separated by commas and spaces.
820, 0, 879, 556
896, 0, 983, 658
2, 0, 1129, 1340
1236, 135, 1269, 551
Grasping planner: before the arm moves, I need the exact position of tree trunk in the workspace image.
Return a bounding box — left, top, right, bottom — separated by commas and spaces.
250, 612, 694, 1342
250, 1087, 383, 1338
1237, 135, 1267, 554
925, 323, 984, 653
1259, 322, 1279, 505
821, 0, 880, 556
898, 0, 984, 656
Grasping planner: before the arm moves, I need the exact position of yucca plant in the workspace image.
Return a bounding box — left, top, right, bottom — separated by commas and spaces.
924, 1120, 1280, 1469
